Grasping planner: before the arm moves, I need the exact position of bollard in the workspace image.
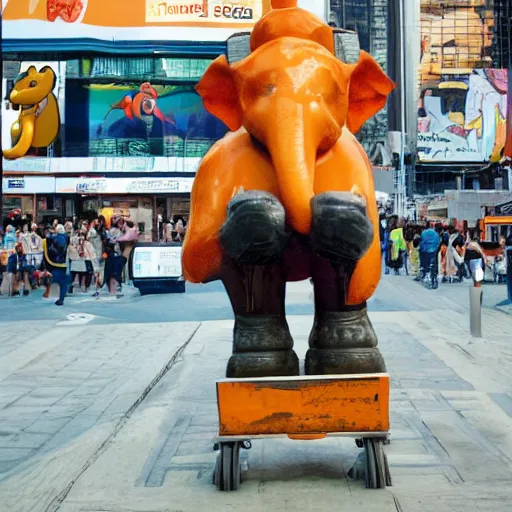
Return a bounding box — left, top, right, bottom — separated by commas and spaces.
507, 249, 512, 303
469, 286, 483, 338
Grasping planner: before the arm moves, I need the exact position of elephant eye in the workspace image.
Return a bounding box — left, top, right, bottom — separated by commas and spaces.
29, 80, 37, 87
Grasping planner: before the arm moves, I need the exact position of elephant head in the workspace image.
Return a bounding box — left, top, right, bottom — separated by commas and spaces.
196, 0, 395, 234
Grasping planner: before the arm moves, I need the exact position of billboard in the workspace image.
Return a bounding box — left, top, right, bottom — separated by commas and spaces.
1, 61, 66, 159
85, 83, 228, 157
417, 70, 508, 163
2, 0, 271, 40
418, 2, 508, 163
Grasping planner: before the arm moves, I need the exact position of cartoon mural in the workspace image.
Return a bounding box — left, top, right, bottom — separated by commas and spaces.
2, 65, 61, 160
88, 83, 229, 156
417, 69, 509, 163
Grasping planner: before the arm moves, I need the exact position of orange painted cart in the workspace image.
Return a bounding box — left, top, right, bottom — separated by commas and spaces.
213, 373, 391, 491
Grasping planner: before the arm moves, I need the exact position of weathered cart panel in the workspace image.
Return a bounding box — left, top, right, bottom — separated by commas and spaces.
217, 374, 389, 436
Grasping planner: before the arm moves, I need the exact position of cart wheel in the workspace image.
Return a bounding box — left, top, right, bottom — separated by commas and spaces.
363, 439, 391, 489
214, 443, 241, 492
232, 442, 241, 490
364, 439, 377, 488
222, 443, 233, 491
374, 440, 386, 488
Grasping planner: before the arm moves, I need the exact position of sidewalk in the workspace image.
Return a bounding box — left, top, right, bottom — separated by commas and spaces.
0, 319, 201, 511
57, 307, 512, 512
2, 277, 512, 511
0, 278, 509, 511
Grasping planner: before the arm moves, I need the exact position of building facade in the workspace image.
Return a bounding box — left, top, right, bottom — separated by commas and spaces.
1, 0, 273, 238
329, 0, 391, 166
415, 0, 510, 200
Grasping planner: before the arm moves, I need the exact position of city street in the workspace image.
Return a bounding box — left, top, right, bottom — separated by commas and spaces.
1, 275, 512, 512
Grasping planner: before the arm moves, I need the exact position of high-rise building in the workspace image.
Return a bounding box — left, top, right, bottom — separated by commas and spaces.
329, 0, 390, 165
1, 2, 271, 234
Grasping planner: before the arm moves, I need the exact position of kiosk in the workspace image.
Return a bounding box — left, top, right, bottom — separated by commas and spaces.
129, 242, 185, 295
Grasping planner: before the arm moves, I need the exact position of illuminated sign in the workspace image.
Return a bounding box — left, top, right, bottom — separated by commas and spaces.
132, 245, 183, 278
56, 177, 194, 194
145, 0, 262, 23
146, 1, 207, 22
76, 179, 108, 193
2, 0, 270, 41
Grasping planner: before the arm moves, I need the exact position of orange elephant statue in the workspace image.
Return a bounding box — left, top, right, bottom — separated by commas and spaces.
182, 0, 395, 378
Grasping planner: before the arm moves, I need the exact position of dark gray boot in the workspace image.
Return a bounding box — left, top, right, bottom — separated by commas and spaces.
219, 191, 299, 378
305, 191, 386, 375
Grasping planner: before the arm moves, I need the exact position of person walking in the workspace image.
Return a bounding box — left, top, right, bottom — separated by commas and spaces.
3, 225, 17, 250
384, 216, 398, 275
388, 218, 408, 275
410, 234, 421, 277
68, 224, 87, 293
117, 220, 139, 271
42, 224, 69, 306
415, 222, 441, 288
465, 239, 486, 289
104, 217, 126, 296
6, 243, 30, 296
88, 218, 105, 298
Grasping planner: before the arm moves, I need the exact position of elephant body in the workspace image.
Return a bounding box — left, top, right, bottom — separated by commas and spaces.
183, 125, 381, 306
181, 0, 395, 378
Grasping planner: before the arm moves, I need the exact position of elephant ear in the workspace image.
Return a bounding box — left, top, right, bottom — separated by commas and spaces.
196, 55, 243, 132
346, 51, 396, 134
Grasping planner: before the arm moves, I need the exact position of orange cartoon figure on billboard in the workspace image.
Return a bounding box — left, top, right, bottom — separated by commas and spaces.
182, 0, 395, 378
3, 65, 60, 160
97, 82, 175, 136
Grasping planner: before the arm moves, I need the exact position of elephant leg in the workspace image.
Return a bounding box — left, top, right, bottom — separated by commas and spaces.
219, 190, 299, 378
305, 191, 386, 375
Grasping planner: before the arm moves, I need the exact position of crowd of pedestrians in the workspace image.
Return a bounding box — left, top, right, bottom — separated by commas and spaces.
380, 215, 510, 290
0, 215, 140, 305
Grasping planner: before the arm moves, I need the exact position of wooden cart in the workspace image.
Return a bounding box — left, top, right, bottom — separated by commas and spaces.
213, 373, 391, 491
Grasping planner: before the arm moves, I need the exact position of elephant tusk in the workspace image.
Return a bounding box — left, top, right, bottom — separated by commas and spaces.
3, 114, 35, 160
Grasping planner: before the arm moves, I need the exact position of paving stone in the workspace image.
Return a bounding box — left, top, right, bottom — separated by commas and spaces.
0, 432, 51, 449
489, 393, 512, 418
24, 417, 72, 435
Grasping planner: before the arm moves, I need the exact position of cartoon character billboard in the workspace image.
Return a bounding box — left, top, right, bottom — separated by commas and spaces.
2, 63, 61, 160
88, 83, 229, 157
417, 70, 508, 163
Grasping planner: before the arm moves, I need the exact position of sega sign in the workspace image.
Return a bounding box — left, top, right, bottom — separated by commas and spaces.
212, 3, 254, 20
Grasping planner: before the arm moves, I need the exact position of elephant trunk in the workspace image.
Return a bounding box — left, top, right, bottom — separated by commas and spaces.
266, 102, 319, 235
